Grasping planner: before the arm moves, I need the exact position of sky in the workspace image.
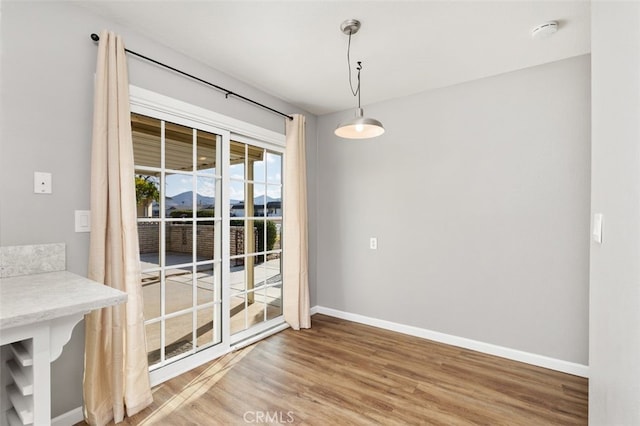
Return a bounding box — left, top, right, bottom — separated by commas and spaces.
165, 151, 282, 202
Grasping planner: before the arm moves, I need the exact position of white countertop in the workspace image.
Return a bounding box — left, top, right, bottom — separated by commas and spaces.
0, 271, 127, 329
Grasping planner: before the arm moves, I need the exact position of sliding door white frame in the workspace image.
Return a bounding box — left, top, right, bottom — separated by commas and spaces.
130, 86, 286, 386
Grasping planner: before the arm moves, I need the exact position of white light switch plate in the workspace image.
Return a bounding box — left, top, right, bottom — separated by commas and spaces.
75, 210, 91, 232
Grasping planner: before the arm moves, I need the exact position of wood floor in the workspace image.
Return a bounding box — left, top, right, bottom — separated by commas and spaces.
77, 314, 588, 425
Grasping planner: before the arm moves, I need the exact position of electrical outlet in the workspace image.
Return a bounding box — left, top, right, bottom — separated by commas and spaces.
369, 237, 378, 250
34, 172, 52, 194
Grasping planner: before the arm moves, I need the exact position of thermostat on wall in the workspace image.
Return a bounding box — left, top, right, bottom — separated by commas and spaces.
592, 213, 603, 244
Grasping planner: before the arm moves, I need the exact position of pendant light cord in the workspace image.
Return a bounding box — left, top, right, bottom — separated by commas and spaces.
346, 31, 362, 108
335, 18, 385, 138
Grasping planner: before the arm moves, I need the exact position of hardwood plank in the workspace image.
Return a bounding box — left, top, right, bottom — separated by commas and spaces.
75, 314, 588, 425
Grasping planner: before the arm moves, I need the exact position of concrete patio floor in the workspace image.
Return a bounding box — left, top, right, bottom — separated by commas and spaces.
141, 253, 282, 365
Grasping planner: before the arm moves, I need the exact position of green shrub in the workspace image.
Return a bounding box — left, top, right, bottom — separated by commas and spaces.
169, 209, 215, 218
266, 220, 277, 251
256, 220, 277, 263
256, 220, 277, 252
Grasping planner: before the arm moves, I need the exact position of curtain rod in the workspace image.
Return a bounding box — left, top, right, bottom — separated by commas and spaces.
90, 33, 294, 121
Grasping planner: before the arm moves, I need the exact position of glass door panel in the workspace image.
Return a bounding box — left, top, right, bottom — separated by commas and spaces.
228, 142, 284, 342
132, 113, 224, 370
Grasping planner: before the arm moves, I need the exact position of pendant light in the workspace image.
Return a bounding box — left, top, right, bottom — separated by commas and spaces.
335, 19, 385, 139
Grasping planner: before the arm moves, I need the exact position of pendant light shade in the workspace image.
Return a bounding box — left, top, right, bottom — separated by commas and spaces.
335, 108, 385, 139
336, 19, 384, 140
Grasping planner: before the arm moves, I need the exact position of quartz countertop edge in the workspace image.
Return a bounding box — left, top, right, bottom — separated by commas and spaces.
0, 270, 128, 329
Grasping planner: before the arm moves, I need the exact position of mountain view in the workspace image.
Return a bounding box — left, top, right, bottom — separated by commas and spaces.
158, 191, 280, 212
166, 191, 214, 209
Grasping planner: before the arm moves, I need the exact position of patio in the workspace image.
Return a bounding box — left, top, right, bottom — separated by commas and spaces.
141, 253, 283, 365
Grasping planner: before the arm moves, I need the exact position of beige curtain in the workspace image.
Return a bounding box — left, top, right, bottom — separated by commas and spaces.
283, 115, 311, 330
84, 30, 153, 425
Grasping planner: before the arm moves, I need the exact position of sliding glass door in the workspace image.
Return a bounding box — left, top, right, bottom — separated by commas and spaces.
130, 105, 285, 376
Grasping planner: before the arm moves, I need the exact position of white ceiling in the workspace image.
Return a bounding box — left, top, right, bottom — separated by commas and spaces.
77, 1, 590, 116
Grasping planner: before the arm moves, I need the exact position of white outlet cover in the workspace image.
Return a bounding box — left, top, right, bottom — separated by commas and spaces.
369, 237, 378, 250
34, 172, 52, 194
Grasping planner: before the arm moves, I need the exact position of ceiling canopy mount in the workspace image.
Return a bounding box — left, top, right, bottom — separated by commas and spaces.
340, 19, 361, 36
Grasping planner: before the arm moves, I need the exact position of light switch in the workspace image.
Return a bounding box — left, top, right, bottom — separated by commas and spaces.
592, 213, 603, 244
75, 210, 91, 233
34, 172, 52, 194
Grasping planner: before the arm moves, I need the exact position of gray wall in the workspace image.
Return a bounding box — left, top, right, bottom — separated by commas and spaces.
589, 2, 640, 424
316, 55, 591, 365
12, 0, 640, 422
0, 1, 317, 417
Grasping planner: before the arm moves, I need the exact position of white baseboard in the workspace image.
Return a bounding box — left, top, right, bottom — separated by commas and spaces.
52, 406, 83, 426
312, 305, 589, 378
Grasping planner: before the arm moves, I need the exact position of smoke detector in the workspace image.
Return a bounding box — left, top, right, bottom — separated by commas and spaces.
531, 21, 558, 39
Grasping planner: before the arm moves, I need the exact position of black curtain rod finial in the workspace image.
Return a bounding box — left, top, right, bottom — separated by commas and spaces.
90, 33, 100, 42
